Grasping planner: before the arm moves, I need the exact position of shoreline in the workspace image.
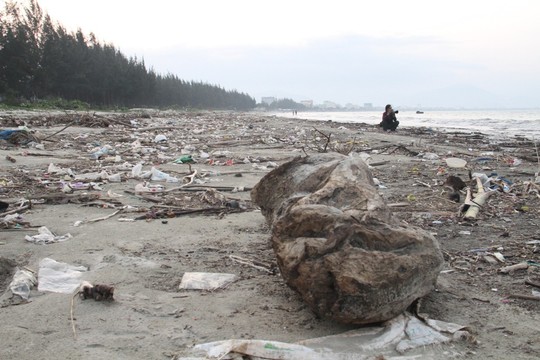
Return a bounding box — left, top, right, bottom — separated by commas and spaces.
267, 109, 540, 141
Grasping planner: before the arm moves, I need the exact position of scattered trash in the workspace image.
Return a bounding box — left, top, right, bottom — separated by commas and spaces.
9, 268, 37, 300
25, 226, 73, 244
188, 312, 470, 359
174, 154, 196, 164
37, 258, 87, 294
422, 152, 439, 160
445, 157, 467, 168
492, 252, 505, 262
471, 172, 490, 186
507, 157, 522, 166
154, 134, 167, 143
90, 145, 115, 159
1, 110, 539, 358
179, 272, 237, 290
150, 167, 179, 182
134, 182, 165, 193
0, 127, 38, 145
5, 155, 16, 163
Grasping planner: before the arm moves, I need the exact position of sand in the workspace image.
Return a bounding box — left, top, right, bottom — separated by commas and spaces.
0, 109, 539, 359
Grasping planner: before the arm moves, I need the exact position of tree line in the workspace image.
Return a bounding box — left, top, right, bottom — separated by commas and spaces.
0, 0, 256, 110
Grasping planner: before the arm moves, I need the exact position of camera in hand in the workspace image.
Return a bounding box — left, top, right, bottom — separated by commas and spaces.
394, 110, 399, 114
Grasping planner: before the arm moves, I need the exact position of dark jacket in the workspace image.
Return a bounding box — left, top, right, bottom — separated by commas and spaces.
380, 111, 399, 131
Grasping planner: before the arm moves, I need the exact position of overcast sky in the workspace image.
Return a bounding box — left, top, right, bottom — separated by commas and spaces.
6, 0, 540, 108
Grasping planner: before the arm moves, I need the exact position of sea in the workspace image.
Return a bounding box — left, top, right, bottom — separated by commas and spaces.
270, 109, 540, 141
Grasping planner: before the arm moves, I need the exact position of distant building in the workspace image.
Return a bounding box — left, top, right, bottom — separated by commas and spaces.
300, 100, 313, 108
322, 101, 339, 109
344, 103, 361, 110
261, 97, 276, 105
363, 103, 373, 109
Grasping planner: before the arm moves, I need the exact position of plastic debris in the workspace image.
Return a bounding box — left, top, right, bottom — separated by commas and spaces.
179, 272, 237, 290
25, 226, 73, 244
9, 268, 37, 300
150, 167, 179, 182
90, 145, 115, 159
37, 258, 87, 294
188, 312, 469, 359
134, 182, 165, 193
422, 153, 439, 160
154, 134, 167, 142
445, 157, 467, 168
174, 154, 196, 164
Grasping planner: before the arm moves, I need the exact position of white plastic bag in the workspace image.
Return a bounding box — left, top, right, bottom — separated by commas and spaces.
9, 268, 37, 299
25, 226, 72, 244
150, 167, 179, 183
37, 258, 87, 294
179, 272, 237, 290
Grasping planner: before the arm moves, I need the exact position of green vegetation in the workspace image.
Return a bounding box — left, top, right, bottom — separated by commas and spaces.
259, 98, 306, 110
0, 0, 256, 110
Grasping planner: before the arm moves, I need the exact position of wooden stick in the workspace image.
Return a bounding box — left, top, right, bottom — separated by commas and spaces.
163, 170, 197, 193
499, 262, 529, 274
41, 119, 78, 141
229, 255, 274, 274
71, 292, 78, 339
525, 279, 540, 289
134, 125, 177, 132
387, 202, 410, 207
506, 294, 540, 301
86, 209, 123, 223
312, 127, 331, 152
133, 207, 235, 220
1, 204, 31, 216
414, 180, 432, 188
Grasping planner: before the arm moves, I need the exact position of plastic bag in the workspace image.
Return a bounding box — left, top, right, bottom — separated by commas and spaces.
150, 167, 179, 182
9, 268, 37, 299
25, 226, 72, 244
179, 272, 237, 290
37, 258, 87, 294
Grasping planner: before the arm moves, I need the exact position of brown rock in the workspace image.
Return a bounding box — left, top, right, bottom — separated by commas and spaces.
251, 153, 444, 324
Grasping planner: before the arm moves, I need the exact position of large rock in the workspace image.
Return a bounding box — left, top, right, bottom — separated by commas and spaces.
251, 153, 444, 324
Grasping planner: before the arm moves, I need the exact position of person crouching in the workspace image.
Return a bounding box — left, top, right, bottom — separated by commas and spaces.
379, 104, 399, 131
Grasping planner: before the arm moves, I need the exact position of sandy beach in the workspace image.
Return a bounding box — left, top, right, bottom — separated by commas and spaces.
1, 109, 539, 359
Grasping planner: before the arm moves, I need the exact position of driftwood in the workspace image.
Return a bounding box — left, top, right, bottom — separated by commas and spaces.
92, 113, 134, 127
0, 203, 31, 216
163, 170, 197, 192
525, 279, 540, 289
387, 145, 419, 156
499, 262, 529, 274
85, 209, 124, 223
41, 119, 78, 140
506, 294, 540, 301
312, 127, 331, 152
134, 125, 177, 132
30, 193, 100, 204
133, 206, 242, 220
228, 255, 275, 274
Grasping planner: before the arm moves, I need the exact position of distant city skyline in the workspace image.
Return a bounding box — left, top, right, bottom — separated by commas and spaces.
5, 0, 540, 109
